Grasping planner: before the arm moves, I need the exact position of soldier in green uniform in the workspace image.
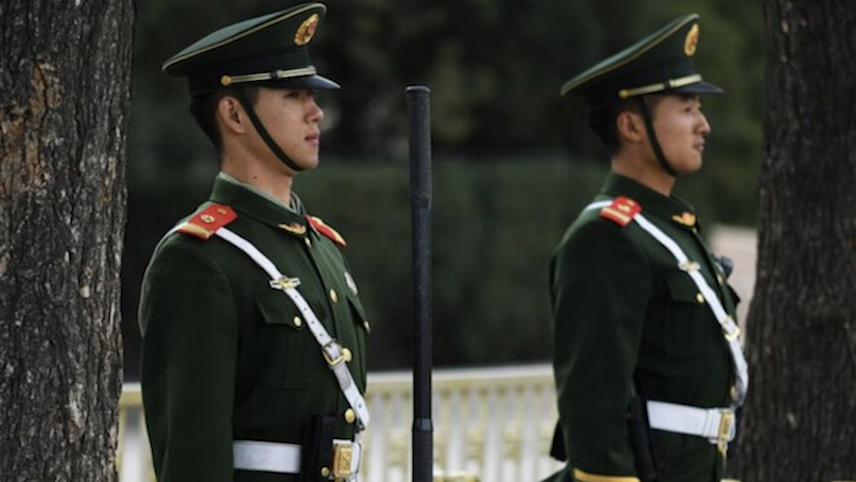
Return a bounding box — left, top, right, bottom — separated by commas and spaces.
544, 15, 749, 482
139, 4, 371, 481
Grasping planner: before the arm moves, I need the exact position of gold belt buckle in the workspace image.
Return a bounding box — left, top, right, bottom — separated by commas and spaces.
323, 341, 346, 367
723, 318, 741, 342
331, 441, 353, 480
717, 410, 735, 455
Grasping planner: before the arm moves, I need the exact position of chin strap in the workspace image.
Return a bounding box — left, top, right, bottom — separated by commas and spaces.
634, 96, 677, 177
234, 88, 303, 172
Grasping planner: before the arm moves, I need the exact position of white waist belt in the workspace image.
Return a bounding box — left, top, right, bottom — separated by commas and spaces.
233, 439, 362, 478
233, 440, 301, 473
647, 400, 736, 444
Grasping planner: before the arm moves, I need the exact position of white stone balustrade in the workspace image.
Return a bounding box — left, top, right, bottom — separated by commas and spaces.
117, 364, 564, 482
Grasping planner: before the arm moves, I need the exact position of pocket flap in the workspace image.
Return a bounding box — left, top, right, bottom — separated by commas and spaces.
256, 290, 327, 330
666, 272, 703, 304
346, 291, 368, 321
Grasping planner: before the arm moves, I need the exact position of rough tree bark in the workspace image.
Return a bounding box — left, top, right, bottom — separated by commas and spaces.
731, 1, 856, 480
0, 0, 134, 481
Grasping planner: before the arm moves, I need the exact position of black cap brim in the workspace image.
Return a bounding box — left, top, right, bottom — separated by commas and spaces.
270, 74, 341, 90
673, 80, 723, 95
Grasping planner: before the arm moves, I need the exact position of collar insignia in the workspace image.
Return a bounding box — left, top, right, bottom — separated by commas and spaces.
672, 212, 697, 227
307, 215, 347, 247
278, 222, 307, 235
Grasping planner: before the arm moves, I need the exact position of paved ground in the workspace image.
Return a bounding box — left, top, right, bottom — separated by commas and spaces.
710, 225, 757, 330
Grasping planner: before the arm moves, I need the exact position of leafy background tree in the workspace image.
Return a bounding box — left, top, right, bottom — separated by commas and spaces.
123, 0, 764, 375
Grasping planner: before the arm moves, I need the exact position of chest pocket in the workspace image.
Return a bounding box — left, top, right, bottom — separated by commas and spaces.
663, 272, 722, 359
255, 290, 330, 389
345, 291, 370, 382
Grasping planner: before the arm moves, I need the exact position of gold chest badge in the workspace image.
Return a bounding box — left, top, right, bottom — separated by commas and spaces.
672, 211, 697, 227
278, 222, 307, 235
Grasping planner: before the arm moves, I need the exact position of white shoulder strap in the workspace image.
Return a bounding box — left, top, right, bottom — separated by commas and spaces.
214, 227, 370, 430
584, 201, 749, 406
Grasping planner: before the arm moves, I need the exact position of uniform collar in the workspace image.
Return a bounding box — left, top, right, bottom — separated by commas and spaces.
210, 176, 310, 237
601, 172, 701, 230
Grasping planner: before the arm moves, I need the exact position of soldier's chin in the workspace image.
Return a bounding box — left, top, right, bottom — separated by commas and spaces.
294, 157, 320, 173
673, 158, 703, 175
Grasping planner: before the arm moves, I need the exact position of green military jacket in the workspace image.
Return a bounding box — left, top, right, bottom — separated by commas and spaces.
139, 176, 369, 482
547, 172, 739, 482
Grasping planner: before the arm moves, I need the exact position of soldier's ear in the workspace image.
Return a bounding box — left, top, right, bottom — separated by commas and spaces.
217, 95, 249, 135
616, 110, 645, 143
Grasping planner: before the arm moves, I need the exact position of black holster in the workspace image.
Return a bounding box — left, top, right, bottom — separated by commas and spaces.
628, 383, 659, 482
549, 422, 567, 462
299, 413, 336, 482
548, 383, 659, 482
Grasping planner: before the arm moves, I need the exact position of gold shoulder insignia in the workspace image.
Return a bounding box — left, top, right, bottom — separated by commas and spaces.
177, 204, 237, 240
600, 196, 641, 227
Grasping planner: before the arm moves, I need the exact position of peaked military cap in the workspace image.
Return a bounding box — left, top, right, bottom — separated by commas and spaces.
560, 14, 722, 108
162, 2, 339, 95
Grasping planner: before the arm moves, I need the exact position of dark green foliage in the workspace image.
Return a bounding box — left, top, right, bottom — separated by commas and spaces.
123, 159, 749, 374
124, 0, 763, 375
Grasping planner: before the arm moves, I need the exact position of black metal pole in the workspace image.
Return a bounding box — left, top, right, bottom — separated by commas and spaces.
406, 85, 433, 482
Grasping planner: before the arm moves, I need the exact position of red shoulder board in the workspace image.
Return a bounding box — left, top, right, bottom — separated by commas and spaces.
177, 204, 237, 240
600, 196, 641, 226
307, 215, 347, 247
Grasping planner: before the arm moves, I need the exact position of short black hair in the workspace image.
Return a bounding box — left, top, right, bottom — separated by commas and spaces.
587, 94, 675, 156
188, 86, 262, 153
588, 101, 634, 157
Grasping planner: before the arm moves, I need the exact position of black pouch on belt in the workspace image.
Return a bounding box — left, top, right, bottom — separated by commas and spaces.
299, 413, 336, 482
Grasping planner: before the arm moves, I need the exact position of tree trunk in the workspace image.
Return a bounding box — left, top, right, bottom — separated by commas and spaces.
731, 1, 856, 480
0, 0, 134, 480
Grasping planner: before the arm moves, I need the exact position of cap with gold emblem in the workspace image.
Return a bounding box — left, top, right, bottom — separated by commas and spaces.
561, 14, 722, 178
162, 2, 339, 96
560, 14, 721, 109
162, 3, 338, 173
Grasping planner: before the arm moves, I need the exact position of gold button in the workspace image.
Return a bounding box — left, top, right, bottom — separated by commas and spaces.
730, 385, 739, 401
320, 467, 330, 477
220, 75, 232, 86
343, 347, 352, 362
329, 289, 338, 303
200, 214, 216, 224
344, 408, 356, 424
696, 293, 705, 304
304, 238, 312, 248
293, 316, 302, 327
216, 208, 228, 215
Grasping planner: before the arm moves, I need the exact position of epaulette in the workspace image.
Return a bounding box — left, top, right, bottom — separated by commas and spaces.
600, 196, 641, 226
307, 215, 347, 247
177, 204, 237, 240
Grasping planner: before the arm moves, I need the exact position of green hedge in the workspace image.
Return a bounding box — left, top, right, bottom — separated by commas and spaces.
122, 158, 756, 376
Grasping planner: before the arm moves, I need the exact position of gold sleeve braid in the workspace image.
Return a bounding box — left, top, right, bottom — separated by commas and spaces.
573, 468, 641, 482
